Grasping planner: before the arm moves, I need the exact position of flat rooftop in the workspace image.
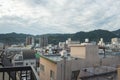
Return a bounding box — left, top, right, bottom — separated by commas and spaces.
40, 54, 75, 63
80, 66, 116, 78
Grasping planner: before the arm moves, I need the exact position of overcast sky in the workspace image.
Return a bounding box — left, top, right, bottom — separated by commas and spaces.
0, 0, 120, 35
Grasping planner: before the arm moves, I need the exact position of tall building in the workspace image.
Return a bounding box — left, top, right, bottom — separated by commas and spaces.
26, 36, 34, 45
39, 35, 48, 48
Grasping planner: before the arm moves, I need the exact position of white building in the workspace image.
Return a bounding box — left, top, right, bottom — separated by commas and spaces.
12, 50, 36, 67
111, 38, 120, 44
98, 38, 105, 47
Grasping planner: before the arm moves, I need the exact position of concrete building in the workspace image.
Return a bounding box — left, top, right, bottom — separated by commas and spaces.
69, 44, 120, 67
0, 43, 4, 49
10, 50, 36, 67
66, 38, 80, 47
39, 43, 120, 80
118, 68, 120, 80
58, 42, 66, 49
80, 66, 117, 80
39, 54, 118, 80
39, 35, 48, 48
111, 38, 120, 44
4, 48, 36, 67
40, 54, 80, 80
98, 38, 105, 47
26, 36, 34, 46
69, 44, 99, 66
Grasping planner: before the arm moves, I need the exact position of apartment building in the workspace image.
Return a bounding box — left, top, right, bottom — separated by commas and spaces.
39, 44, 120, 80
40, 54, 81, 80
12, 50, 36, 67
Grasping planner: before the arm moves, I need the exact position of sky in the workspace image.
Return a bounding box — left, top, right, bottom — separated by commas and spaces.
0, 0, 120, 35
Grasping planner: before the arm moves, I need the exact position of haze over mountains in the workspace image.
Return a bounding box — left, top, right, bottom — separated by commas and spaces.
0, 29, 120, 45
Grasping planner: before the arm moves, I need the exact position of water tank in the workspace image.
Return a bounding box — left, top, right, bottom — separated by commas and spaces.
85, 38, 89, 43
60, 50, 67, 58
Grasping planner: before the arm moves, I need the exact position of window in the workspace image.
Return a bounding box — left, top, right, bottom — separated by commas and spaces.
15, 62, 23, 66
40, 64, 44, 72
31, 62, 34, 65
50, 70, 55, 80
71, 70, 80, 80
26, 63, 28, 65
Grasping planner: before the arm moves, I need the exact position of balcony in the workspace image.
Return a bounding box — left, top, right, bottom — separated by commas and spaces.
0, 50, 40, 80
0, 65, 40, 80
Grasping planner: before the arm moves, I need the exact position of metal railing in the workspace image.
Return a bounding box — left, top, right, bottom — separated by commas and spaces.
0, 65, 40, 80
0, 49, 40, 80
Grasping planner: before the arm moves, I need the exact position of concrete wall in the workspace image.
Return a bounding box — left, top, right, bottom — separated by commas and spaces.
40, 57, 57, 80
70, 45, 86, 59
57, 59, 81, 80
118, 68, 120, 80
70, 45, 100, 67
23, 59, 36, 67
85, 45, 100, 67
57, 60, 72, 80
101, 56, 120, 67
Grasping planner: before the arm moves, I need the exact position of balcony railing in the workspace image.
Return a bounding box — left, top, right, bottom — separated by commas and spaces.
0, 66, 40, 80
0, 49, 40, 80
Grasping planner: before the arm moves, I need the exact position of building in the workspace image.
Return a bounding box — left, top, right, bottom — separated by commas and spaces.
39, 54, 117, 80
58, 42, 66, 49
26, 36, 34, 46
39, 54, 80, 80
0, 43, 4, 49
80, 66, 117, 80
11, 50, 36, 67
118, 68, 120, 80
39, 41, 120, 80
111, 38, 120, 44
66, 38, 80, 47
69, 44, 100, 66
98, 38, 105, 47
39, 35, 48, 48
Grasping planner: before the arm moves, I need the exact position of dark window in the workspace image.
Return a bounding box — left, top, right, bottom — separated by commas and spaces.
40, 64, 44, 72
50, 70, 55, 80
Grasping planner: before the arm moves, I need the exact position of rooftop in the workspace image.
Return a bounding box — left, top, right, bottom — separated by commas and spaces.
40, 54, 75, 63
23, 50, 36, 60
80, 66, 116, 78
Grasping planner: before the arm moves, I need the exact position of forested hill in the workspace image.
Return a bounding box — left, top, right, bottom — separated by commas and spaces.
0, 29, 119, 44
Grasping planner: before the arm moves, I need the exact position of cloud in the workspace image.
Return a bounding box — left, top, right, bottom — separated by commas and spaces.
0, 0, 120, 34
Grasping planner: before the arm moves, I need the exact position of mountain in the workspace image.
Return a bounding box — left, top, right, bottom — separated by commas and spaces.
72, 29, 118, 42
0, 29, 119, 45
112, 29, 120, 36
0, 32, 31, 44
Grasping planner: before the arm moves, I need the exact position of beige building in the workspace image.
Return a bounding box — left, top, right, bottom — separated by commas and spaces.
70, 44, 100, 67
118, 68, 120, 80
40, 44, 120, 80
40, 55, 81, 80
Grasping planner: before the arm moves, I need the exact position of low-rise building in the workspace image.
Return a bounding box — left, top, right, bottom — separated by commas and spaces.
40, 54, 81, 80
39, 44, 120, 80
12, 50, 36, 67
118, 68, 120, 80
111, 38, 120, 44
69, 44, 100, 67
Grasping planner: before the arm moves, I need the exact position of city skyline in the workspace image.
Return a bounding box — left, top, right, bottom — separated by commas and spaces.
0, 0, 120, 35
